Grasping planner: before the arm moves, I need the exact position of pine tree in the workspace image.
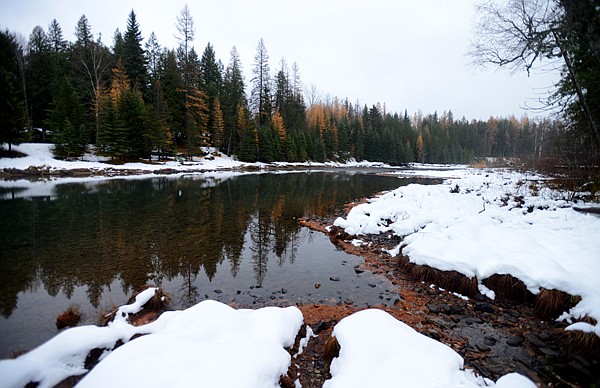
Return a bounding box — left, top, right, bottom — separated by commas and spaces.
98, 61, 131, 159
251, 38, 271, 126
26, 26, 53, 131
145, 32, 161, 79
157, 49, 185, 142
123, 10, 148, 95
212, 97, 225, 151
237, 105, 258, 162
0, 30, 28, 152
200, 42, 223, 143
48, 78, 86, 158
112, 29, 124, 60
223, 46, 246, 154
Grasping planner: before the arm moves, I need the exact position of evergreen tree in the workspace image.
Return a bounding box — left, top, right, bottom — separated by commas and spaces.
48, 19, 67, 53
223, 46, 246, 154
212, 97, 225, 150
48, 78, 86, 158
122, 10, 148, 95
200, 42, 223, 143
145, 32, 161, 79
0, 30, 28, 151
157, 49, 185, 143
251, 38, 271, 126
112, 29, 124, 60
237, 105, 258, 162
26, 26, 53, 132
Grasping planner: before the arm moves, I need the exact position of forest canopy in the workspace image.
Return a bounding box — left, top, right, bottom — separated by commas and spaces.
0, 4, 585, 168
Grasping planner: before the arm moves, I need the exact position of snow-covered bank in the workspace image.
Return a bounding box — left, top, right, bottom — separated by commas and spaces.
334, 168, 600, 336
0, 143, 247, 174
0, 289, 534, 387
0, 289, 304, 388
0, 143, 391, 178
324, 309, 534, 388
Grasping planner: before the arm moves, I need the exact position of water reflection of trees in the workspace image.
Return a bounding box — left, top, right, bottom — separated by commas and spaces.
0, 172, 400, 316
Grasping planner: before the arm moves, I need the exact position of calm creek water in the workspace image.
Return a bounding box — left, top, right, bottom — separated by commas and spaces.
0, 171, 432, 357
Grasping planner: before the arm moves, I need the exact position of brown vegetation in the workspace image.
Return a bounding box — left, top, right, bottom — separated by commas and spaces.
397, 255, 479, 297
481, 274, 534, 302
56, 305, 82, 330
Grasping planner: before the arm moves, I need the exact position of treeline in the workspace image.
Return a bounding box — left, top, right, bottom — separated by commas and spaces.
0, 6, 557, 164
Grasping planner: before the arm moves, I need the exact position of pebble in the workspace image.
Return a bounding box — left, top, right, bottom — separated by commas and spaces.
214, 289, 223, 294
368, 283, 376, 288
476, 343, 491, 352
474, 302, 494, 313
483, 336, 497, 346
506, 335, 525, 347
538, 347, 560, 357
329, 277, 341, 282
466, 317, 484, 325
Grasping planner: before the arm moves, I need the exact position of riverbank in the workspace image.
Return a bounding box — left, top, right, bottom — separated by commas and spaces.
0, 143, 395, 180
2, 142, 599, 386
297, 216, 599, 387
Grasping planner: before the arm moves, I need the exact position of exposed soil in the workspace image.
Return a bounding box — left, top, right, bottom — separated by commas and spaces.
292, 215, 600, 387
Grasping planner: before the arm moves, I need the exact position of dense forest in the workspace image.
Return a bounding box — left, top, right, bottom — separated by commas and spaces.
0, 5, 589, 166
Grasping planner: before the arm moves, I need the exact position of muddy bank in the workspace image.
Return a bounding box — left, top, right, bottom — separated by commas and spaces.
298, 215, 600, 387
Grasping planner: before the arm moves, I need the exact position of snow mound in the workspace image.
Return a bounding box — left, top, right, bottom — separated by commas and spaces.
79, 300, 303, 387
334, 169, 600, 335
0, 287, 158, 388
324, 309, 535, 387
0, 296, 303, 388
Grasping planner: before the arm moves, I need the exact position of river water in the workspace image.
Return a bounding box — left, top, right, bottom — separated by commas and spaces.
0, 171, 433, 357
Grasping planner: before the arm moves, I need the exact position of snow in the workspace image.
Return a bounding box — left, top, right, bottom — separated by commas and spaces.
0, 143, 391, 177
323, 309, 535, 388
79, 301, 304, 388
0, 143, 247, 173
0, 287, 158, 388
334, 168, 600, 335
0, 295, 303, 388
0, 296, 535, 387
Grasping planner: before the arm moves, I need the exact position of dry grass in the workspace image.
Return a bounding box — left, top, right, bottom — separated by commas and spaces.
323, 335, 341, 373
397, 255, 479, 297
470, 160, 488, 169
565, 316, 600, 354
56, 304, 82, 330
534, 288, 576, 320
482, 274, 534, 302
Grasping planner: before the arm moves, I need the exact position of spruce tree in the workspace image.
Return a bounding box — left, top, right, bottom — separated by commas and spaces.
251, 38, 271, 126
123, 10, 148, 95
26, 26, 53, 132
48, 79, 86, 158
223, 47, 246, 154
0, 30, 28, 152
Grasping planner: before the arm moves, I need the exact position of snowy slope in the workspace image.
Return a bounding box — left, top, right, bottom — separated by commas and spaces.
0, 143, 247, 172
334, 168, 600, 335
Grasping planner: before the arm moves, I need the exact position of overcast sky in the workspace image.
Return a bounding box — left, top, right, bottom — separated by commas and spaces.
0, 0, 559, 120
